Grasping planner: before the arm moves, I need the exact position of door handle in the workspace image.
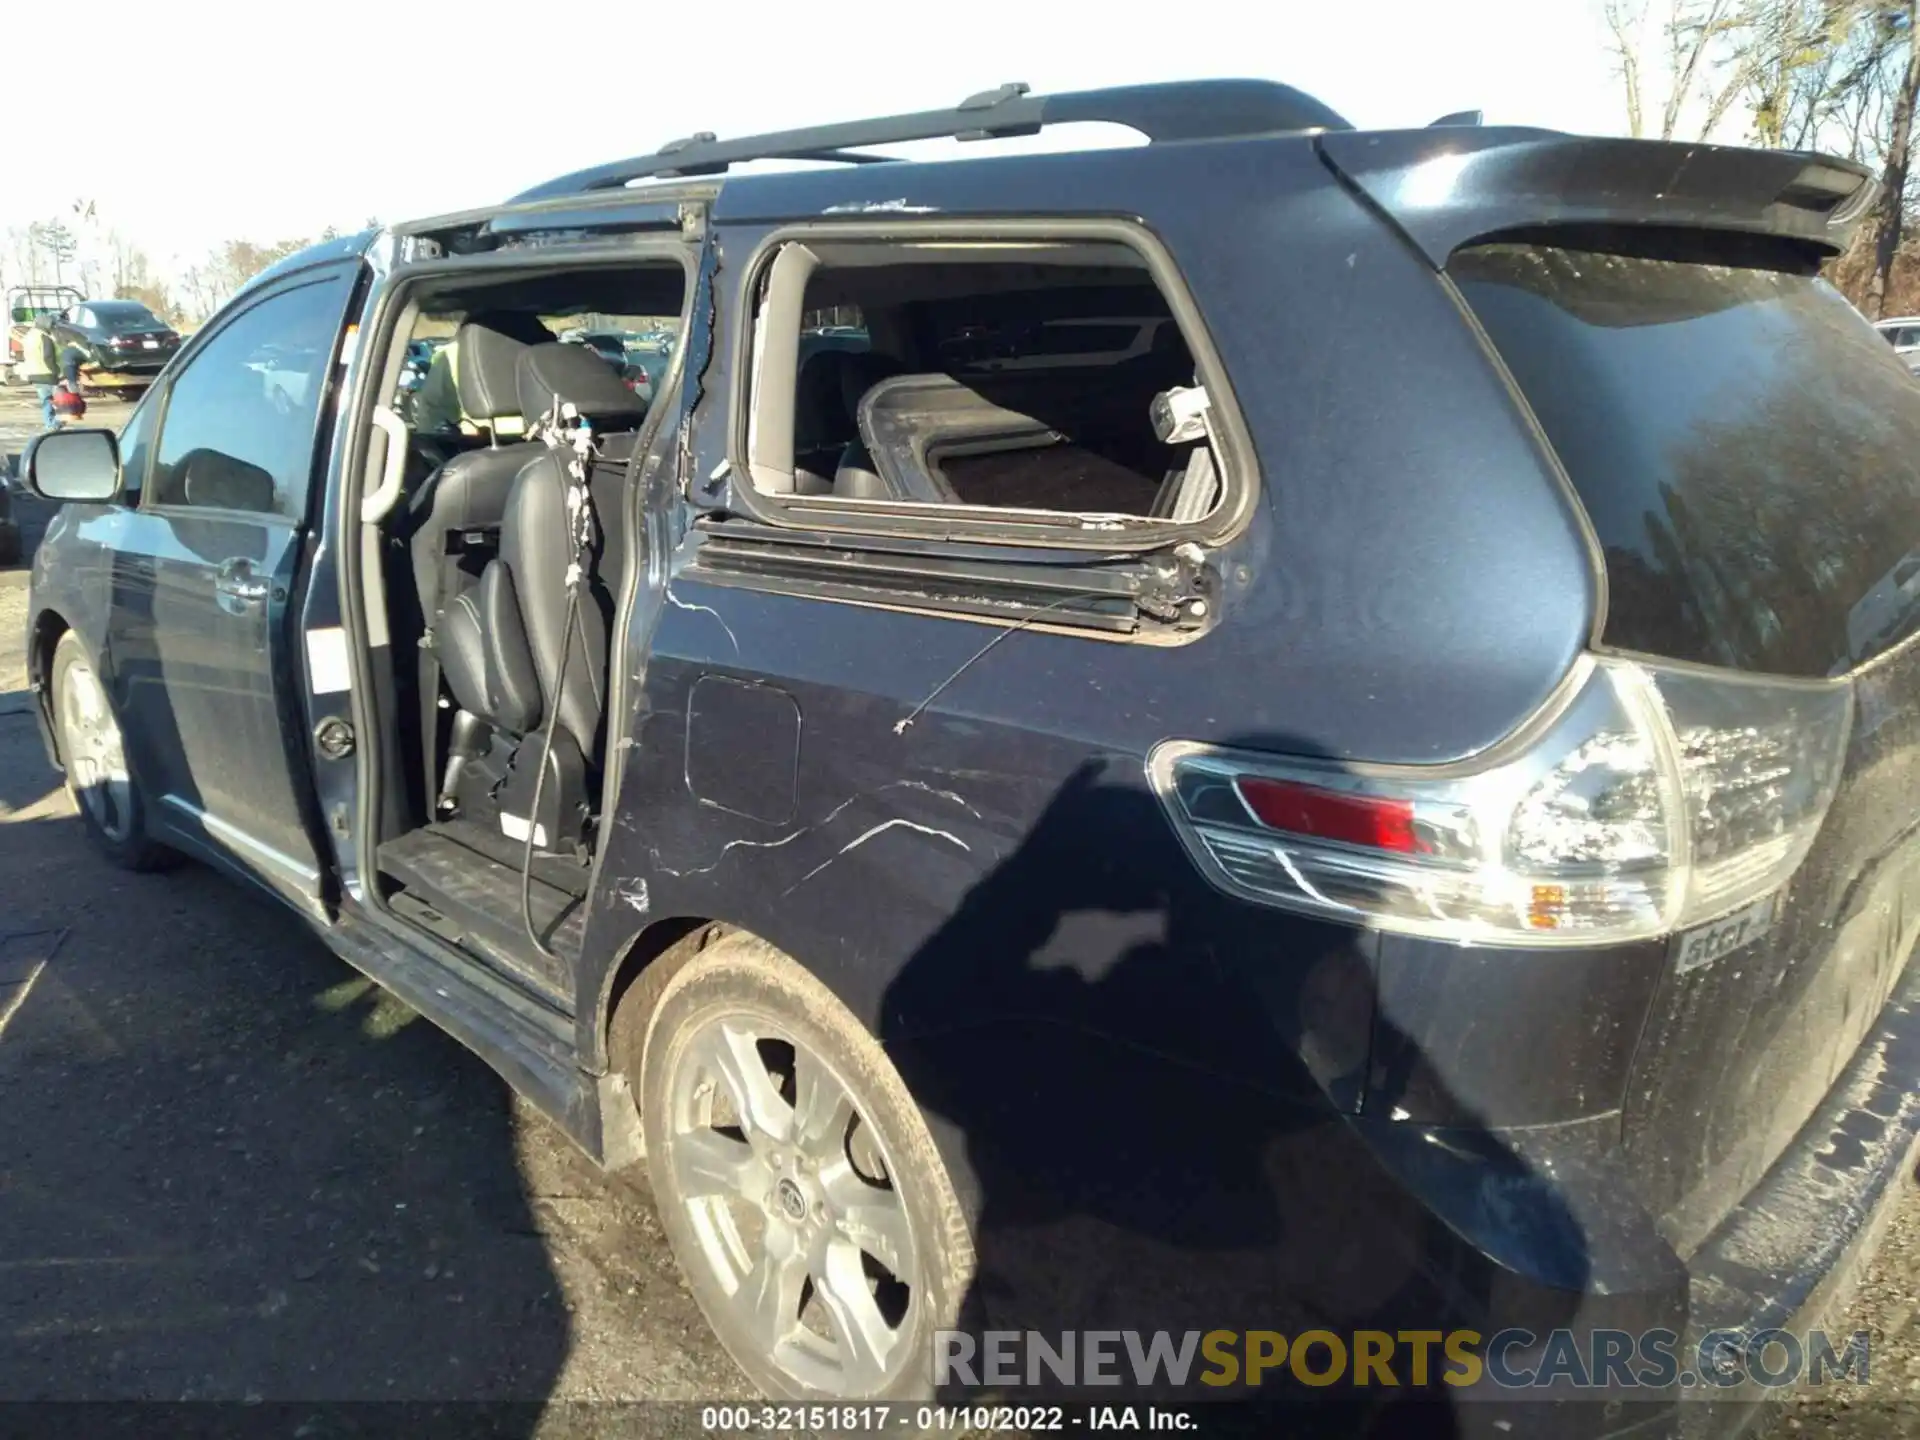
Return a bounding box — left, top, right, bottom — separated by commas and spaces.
214, 557, 270, 608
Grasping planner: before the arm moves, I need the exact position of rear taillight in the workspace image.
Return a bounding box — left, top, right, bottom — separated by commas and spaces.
1151, 654, 1854, 947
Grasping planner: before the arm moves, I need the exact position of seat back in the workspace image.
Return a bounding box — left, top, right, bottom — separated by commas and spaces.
793, 348, 899, 493
405, 316, 546, 629
498, 343, 649, 754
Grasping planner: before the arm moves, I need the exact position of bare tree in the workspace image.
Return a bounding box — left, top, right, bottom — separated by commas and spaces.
105, 233, 177, 321
176, 264, 218, 325
1605, 0, 1754, 139
2, 228, 40, 290
1671, 0, 1750, 136
169, 236, 316, 323
27, 220, 79, 287
1744, 1, 1844, 146
1866, 0, 1920, 316
1826, 13, 1904, 159
1606, 0, 1650, 135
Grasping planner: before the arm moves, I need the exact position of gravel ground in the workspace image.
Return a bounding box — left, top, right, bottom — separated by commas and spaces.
5, 381, 1920, 1437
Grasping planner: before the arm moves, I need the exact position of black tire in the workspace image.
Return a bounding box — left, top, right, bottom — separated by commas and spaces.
632, 933, 974, 1402
50, 631, 174, 871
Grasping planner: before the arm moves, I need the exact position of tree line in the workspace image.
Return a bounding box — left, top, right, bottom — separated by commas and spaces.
1604, 0, 1920, 313
3, 216, 379, 328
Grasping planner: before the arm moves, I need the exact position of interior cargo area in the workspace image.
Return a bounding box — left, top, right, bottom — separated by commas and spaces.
755, 240, 1223, 523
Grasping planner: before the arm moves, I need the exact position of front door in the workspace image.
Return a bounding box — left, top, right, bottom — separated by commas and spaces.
112, 265, 361, 914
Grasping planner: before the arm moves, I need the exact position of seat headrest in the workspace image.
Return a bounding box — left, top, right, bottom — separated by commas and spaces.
515, 342, 646, 429
178, 446, 275, 512
455, 312, 552, 422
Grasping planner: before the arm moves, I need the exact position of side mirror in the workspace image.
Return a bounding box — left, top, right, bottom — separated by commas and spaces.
24, 427, 122, 503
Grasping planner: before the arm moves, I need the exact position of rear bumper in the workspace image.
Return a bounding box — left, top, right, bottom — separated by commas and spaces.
1321, 942, 1920, 1439
86, 352, 171, 377
902, 955, 1920, 1437
1676, 947, 1920, 1436
1348, 944, 1920, 1439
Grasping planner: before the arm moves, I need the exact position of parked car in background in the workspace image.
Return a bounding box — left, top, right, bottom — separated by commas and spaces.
565, 329, 633, 373
54, 299, 182, 388
619, 332, 675, 404
398, 336, 447, 393
559, 329, 679, 404
1876, 315, 1920, 373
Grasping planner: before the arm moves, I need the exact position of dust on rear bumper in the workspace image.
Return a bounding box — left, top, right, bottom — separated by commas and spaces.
1675, 943, 1920, 1436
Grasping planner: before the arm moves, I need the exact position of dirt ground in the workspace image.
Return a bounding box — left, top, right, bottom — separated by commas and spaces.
3, 380, 1920, 1436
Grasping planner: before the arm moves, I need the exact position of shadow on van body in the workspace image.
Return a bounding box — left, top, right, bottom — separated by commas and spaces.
879, 741, 1613, 1437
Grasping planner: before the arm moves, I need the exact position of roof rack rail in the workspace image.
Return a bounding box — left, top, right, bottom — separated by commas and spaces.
509, 78, 1353, 204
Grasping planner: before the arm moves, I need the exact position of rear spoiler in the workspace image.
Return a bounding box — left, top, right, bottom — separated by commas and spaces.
1316, 128, 1877, 266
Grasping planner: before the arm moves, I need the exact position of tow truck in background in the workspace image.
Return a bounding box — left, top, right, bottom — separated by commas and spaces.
4, 285, 85, 385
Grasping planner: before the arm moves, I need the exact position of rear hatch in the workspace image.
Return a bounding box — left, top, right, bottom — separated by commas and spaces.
1325, 130, 1920, 1253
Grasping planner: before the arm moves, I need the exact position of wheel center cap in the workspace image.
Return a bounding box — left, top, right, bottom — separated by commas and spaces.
776, 1177, 808, 1221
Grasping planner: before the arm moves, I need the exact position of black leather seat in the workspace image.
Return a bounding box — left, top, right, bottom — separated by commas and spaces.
792, 348, 899, 495
438, 342, 647, 761
405, 314, 551, 635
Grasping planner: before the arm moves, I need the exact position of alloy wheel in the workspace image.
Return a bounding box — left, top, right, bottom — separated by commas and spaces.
664, 1013, 919, 1396
59, 656, 134, 842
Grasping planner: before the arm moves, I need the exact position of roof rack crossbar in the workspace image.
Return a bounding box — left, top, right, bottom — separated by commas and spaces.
509, 78, 1351, 203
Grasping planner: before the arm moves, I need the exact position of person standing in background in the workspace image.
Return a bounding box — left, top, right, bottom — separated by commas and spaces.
19, 316, 62, 431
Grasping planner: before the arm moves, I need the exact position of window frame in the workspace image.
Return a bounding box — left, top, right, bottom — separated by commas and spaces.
115, 385, 160, 499
721, 218, 1259, 555
139, 263, 360, 524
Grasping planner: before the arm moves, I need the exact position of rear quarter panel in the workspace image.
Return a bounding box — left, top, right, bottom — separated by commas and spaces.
573, 138, 1629, 1351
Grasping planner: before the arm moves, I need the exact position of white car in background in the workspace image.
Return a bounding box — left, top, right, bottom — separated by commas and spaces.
1874, 315, 1920, 372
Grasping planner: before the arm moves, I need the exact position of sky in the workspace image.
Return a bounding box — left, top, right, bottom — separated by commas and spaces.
1, 0, 1630, 287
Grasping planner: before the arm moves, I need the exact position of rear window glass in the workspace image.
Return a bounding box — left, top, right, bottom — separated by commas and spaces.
90, 302, 156, 322
1452, 241, 1920, 677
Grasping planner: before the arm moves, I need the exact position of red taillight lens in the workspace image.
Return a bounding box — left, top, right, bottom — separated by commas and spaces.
1235, 777, 1418, 854
1151, 652, 1853, 947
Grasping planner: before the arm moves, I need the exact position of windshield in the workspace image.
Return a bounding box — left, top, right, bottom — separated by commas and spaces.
1451, 239, 1920, 677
